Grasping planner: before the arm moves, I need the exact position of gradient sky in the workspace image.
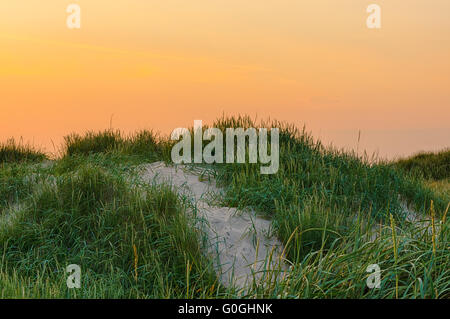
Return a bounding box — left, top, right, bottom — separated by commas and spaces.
1, 0, 449, 158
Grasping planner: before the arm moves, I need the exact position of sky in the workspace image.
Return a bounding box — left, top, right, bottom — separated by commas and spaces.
0, 0, 449, 159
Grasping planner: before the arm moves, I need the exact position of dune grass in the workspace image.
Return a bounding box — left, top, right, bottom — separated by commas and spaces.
246, 209, 450, 298
0, 163, 218, 298
209, 116, 447, 250
63, 129, 170, 163
393, 149, 450, 180
0, 115, 448, 298
207, 116, 450, 298
0, 164, 36, 212
426, 179, 450, 199
0, 139, 46, 164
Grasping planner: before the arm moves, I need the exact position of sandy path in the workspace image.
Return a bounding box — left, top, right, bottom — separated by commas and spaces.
139, 162, 285, 290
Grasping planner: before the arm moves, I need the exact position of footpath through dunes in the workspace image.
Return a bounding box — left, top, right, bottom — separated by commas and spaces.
138, 161, 286, 290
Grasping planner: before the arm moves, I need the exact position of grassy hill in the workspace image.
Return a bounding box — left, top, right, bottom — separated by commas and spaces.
0, 116, 448, 298
393, 149, 450, 180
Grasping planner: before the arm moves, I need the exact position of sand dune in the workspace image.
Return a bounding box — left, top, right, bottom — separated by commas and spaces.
139, 161, 286, 290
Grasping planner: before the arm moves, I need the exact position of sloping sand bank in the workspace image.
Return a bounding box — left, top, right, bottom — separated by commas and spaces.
139, 162, 286, 290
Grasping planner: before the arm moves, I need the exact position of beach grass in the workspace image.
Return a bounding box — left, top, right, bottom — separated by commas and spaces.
0, 115, 448, 298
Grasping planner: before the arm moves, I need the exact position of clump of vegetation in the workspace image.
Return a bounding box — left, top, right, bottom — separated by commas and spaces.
0, 138, 46, 164
0, 163, 218, 298
63, 129, 164, 161
393, 149, 450, 180
64, 130, 123, 156
0, 164, 35, 211
251, 212, 450, 298
0, 140, 49, 212
0, 115, 448, 298
426, 179, 450, 199
207, 116, 447, 258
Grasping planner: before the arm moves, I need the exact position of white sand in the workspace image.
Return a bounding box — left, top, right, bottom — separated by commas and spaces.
139, 162, 286, 290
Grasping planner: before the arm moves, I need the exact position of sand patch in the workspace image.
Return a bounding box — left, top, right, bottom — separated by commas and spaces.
139, 162, 286, 290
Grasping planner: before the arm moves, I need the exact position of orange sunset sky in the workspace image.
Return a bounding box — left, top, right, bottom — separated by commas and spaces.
0, 0, 449, 158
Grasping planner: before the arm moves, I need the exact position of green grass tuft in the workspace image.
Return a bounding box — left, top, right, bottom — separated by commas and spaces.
393, 149, 450, 180
63, 129, 165, 161
0, 163, 218, 298
0, 139, 46, 164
